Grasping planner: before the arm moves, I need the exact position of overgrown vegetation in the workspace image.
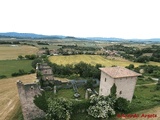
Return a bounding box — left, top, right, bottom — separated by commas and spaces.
46, 61, 102, 79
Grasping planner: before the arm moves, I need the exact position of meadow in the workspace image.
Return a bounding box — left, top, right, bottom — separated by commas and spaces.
49, 55, 160, 67
0, 45, 38, 60
0, 60, 33, 77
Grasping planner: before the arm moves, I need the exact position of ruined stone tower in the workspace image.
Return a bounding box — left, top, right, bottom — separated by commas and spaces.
36, 63, 54, 86
17, 81, 45, 120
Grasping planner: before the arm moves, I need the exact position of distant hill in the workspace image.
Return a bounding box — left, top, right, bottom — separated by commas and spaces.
0, 32, 65, 39
0, 32, 160, 42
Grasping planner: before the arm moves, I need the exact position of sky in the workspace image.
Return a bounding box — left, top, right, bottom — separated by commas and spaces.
0, 0, 160, 39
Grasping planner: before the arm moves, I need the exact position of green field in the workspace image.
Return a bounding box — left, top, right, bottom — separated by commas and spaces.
0, 60, 33, 77
49, 55, 160, 67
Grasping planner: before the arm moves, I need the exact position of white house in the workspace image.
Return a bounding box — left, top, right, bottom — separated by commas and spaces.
99, 66, 141, 101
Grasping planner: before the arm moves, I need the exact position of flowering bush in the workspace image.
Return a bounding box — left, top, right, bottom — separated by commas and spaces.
45, 97, 73, 120
87, 95, 116, 119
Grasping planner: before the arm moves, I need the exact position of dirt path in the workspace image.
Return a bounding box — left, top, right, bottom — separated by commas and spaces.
0, 74, 36, 120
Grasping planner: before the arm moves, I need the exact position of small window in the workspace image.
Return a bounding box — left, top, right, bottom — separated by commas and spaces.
105, 78, 107, 82
101, 89, 103, 92
119, 91, 122, 94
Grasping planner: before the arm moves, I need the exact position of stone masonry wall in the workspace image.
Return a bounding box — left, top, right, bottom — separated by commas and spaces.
17, 81, 45, 120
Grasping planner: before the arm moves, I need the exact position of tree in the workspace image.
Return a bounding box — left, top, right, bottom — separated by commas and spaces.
31, 58, 43, 68
45, 97, 73, 120
87, 95, 116, 119
18, 55, 24, 60
127, 64, 134, 70
110, 83, 117, 97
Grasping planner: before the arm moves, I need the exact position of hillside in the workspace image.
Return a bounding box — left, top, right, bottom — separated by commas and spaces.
0, 32, 160, 42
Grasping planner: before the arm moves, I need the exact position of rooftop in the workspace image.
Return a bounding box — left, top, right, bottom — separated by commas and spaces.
99, 66, 141, 78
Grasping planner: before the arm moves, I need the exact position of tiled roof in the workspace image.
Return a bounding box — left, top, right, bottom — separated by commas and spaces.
99, 66, 141, 78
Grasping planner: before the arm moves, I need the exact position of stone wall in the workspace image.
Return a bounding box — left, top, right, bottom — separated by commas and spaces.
17, 81, 45, 120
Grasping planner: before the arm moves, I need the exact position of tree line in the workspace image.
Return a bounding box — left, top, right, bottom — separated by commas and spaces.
104, 44, 160, 63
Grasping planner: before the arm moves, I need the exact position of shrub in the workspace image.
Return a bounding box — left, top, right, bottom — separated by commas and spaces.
0, 75, 7, 79
114, 97, 130, 113
34, 91, 48, 112
45, 97, 73, 120
72, 100, 90, 114
87, 95, 116, 119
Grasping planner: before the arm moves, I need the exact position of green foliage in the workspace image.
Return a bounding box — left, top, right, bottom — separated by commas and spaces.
111, 83, 117, 97
156, 79, 160, 90
31, 58, 43, 68
126, 64, 134, 70
85, 79, 94, 89
115, 97, 130, 113
11, 69, 27, 77
135, 65, 160, 77
0, 75, 7, 79
72, 100, 90, 114
135, 56, 150, 63
18, 55, 24, 60
25, 54, 37, 60
49, 61, 101, 79
45, 97, 73, 120
34, 92, 48, 112
87, 95, 116, 119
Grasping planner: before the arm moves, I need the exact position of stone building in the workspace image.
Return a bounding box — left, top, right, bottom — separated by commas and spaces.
36, 63, 54, 86
99, 66, 141, 101
17, 81, 45, 120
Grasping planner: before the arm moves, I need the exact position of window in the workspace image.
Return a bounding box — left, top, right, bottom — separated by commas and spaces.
105, 78, 107, 82
119, 91, 122, 94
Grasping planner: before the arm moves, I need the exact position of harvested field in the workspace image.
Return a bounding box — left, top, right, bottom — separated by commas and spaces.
49, 55, 160, 67
0, 45, 38, 60
0, 74, 36, 120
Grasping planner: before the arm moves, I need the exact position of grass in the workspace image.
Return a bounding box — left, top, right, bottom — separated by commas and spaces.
57, 87, 86, 100
0, 60, 33, 77
136, 77, 157, 85
0, 45, 38, 60
0, 74, 36, 120
129, 85, 160, 112
49, 55, 160, 67
57, 85, 160, 120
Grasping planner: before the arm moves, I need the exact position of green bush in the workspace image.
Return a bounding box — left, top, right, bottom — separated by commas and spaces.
34, 91, 48, 112
0, 75, 7, 79
115, 97, 130, 113
72, 100, 90, 114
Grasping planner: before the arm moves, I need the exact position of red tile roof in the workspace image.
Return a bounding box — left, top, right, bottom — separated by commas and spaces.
99, 66, 141, 78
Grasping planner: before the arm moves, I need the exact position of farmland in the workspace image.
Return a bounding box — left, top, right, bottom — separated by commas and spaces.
49, 55, 160, 67
0, 45, 38, 60
0, 74, 36, 120
0, 39, 160, 120
0, 60, 33, 77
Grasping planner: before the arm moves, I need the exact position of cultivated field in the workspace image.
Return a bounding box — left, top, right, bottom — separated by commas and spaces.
0, 60, 33, 77
49, 55, 160, 67
0, 45, 38, 60
0, 74, 36, 120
